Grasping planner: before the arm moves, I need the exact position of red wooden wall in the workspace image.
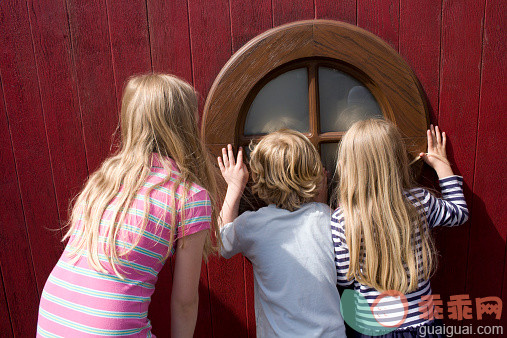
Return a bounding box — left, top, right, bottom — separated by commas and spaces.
0, 0, 504, 336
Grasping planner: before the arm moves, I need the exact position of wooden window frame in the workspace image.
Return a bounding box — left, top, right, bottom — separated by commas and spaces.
202, 19, 429, 161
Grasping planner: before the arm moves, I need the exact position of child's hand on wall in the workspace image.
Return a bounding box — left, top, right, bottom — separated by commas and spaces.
218, 144, 249, 197
218, 144, 249, 226
419, 125, 454, 178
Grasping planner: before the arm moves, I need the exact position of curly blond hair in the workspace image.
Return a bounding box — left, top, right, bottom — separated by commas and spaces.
249, 129, 323, 211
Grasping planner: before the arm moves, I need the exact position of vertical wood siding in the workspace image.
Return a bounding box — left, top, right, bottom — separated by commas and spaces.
0, 1, 503, 336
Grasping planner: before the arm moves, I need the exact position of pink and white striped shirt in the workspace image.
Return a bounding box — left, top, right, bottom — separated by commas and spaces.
37, 155, 211, 337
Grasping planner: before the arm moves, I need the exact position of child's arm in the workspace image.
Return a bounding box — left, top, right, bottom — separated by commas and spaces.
217, 144, 249, 226
171, 230, 208, 338
419, 124, 454, 179
331, 211, 354, 287
419, 125, 469, 227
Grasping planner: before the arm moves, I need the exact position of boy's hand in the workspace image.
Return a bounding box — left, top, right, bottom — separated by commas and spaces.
218, 144, 249, 196
420, 125, 454, 178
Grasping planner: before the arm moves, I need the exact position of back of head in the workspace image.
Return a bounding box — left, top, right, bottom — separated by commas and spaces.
336, 119, 436, 293
120, 74, 201, 173
65, 73, 219, 277
249, 129, 322, 212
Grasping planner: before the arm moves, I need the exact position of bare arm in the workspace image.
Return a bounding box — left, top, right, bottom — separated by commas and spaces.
171, 230, 207, 338
217, 144, 249, 227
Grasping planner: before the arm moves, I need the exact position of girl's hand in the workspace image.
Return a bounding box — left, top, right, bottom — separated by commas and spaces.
419, 125, 454, 178
218, 144, 249, 197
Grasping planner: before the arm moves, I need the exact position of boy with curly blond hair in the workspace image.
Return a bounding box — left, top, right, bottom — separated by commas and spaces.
217, 129, 346, 337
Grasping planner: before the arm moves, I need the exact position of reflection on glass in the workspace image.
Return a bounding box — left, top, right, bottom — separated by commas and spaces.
319, 67, 382, 132
320, 142, 339, 176
244, 68, 309, 135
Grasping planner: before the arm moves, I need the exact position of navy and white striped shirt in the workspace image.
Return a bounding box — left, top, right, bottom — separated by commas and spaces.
331, 175, 469, 330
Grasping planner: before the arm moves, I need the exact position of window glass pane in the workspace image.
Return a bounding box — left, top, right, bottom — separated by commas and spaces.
320, 142, 339, 175
244, 68, 309, 135
319, 67, 382, 132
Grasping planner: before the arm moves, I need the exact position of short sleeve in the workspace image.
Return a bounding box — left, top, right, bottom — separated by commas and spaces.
176, 189, 212, 239
220, 212, 250, 259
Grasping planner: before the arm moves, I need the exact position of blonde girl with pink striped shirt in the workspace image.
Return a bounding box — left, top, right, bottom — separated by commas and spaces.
37, 74, 220, 337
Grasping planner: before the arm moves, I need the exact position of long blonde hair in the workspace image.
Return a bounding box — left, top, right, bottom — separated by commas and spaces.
336, 119, 436, 293
64, 74, 220, 278
250, 129, 323, 211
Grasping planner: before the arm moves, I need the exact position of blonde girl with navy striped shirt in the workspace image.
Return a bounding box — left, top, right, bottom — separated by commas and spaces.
331, 119, 468, 337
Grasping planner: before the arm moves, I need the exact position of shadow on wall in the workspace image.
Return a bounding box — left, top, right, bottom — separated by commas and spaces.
418, 156, 504, 334
148, 260, 249, 337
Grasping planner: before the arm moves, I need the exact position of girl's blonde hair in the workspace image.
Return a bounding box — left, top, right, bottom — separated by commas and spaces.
336, 119, 436, 293
250, 129, 323, 211
64, 74, 220, 278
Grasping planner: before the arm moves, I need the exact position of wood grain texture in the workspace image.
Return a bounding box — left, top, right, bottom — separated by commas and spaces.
0, 0, 63, 296
204, 20, 428, 159
400, 0, 442, 123
0, 70, 39, 336
273, 0, 315, 26
106, 0, 152, 104
230, 0, 272, 52
189, 1, 248, 336
203, 22, 313, 144
27, 0, 89, 228
66, 0, 118, 172
313, 21, 427, 142
315, 0, 356, 24
357, 0, 399, 51
147, 0, 192, 79
430, 0, 485, 307
467, 0, 506, 325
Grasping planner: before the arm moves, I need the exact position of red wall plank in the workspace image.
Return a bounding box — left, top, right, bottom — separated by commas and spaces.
106, 0, 152, 100
0, 0, 63, 295
315, 0, 356, 24
431, 0, 485, 307
0, 264, 13, 337
145, 1, 194, 335
27, 0, 89, 225
188, 1, 248, 336
229, 2, 273, 335
230, 0, 272, 51
357, 0, 399, 51
468, 0, 506, 326
400, 0, 442, 123
65, 0, 118, 172
273, 0, 315, 26
147, 0, 193, 79
0, 71, 39, 336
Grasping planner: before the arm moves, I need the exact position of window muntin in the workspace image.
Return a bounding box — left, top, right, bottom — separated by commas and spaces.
318, 67, 382, 132
241, 60, 384, 173
244, 68, 309, 135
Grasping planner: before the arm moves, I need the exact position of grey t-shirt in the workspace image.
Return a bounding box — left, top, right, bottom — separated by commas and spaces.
220, 203, 346, 337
